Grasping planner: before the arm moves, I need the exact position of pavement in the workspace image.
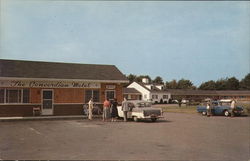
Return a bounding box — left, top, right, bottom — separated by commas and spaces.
0, 113, 249, 160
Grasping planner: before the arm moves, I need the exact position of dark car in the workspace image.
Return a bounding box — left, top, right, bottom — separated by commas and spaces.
197, 101, 244, 117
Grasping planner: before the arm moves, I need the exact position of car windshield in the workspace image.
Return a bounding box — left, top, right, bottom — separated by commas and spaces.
136, 102, 152, 108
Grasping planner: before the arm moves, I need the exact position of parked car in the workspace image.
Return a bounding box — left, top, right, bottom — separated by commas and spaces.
197, 101, 244, 117
171, 99, 179, 104
117, 100, 164, 122
181, 99, 189, 104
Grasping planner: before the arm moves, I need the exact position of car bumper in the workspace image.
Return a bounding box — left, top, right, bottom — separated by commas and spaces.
233, 111, 244, 114
140, 115, 164, 119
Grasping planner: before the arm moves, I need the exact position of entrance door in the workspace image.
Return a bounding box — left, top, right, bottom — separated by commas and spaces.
42, 90, 53, 115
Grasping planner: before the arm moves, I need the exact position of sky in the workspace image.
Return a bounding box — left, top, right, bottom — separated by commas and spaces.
0, 0, 249, 86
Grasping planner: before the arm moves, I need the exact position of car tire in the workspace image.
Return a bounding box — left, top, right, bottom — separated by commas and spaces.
151, 118, 157, 122
202, 111, 207, 116
133, 116, 138, 122
224, 110, 230, 117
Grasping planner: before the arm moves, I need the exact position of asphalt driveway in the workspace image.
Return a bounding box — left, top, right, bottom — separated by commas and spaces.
0, 113, 249, 160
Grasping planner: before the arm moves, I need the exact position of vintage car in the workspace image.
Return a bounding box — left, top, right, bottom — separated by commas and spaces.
117, 100, 164, 122
197, 101, 244, 117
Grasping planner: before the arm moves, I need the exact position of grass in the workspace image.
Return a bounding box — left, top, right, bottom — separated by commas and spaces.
160, 105, 198, 114
159, 103, 250, 116
237, 103, 250, 115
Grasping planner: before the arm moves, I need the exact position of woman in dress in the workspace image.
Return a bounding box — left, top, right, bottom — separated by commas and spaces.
88, 98, 93, 120
110, 98, 118, 122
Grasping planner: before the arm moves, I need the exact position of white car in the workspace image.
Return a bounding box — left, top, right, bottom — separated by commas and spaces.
117, 100, 164, 122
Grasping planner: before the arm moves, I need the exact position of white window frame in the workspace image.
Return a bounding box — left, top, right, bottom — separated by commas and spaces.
0, 88, 30, 104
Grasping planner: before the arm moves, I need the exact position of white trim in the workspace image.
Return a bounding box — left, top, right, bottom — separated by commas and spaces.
0, 77, 129, 83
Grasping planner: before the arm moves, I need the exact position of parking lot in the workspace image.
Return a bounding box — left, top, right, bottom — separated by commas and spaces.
0, 113, 249, 160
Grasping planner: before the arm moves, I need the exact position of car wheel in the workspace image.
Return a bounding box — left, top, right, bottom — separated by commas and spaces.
133, 116, 138, 122
151, 118, 157, 122
224, 110, 230, 117
202, 111, 207, 116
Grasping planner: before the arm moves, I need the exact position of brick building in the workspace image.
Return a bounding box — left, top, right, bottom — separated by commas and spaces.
0, 59, 128, 117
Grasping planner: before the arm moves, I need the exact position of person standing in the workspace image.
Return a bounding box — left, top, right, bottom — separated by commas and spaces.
121, 98, 129, 122
88, 98, 94, 120
103, 98, 111, 121
230, 99, 236, 117
206, 102, 211, 117
110, 98, 118, 122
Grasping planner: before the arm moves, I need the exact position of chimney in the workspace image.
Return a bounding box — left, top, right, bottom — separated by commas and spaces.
142, 78, 149, 84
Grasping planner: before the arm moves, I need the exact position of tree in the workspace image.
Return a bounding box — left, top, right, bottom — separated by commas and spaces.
127, 74, 137, 83
240, 73, 250, 89
152, 76, 164, 84
165, 80, 178, 89
177, 79, 194, 89
199, 80, 216, 90
136, 75, 152, 83
226, 77, 239, 90
215, 78, 227, 90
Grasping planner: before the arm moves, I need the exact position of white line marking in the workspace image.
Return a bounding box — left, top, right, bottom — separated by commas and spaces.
29, 127, 42, 135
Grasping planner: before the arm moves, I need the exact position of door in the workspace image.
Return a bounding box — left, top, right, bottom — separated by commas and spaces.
42, 90, 53, 115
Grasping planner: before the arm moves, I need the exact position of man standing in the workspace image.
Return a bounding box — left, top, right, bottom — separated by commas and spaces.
206, 102, 211, 117
122, 98, 129, 122
88, 98, 93, 120
230, 99, 236, 117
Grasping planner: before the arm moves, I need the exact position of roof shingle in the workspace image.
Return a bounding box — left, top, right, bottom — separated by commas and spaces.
0, 59, 128, 82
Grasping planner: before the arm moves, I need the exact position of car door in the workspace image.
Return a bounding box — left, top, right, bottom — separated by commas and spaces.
211, 102, 219, 115
214, 102, 224, 115
127, 102, 135, 118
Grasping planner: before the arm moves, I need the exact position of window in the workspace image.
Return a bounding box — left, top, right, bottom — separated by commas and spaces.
6, 89, 21, 103
152, 95, 158, 99
105, 90, 115, 101
23, 89, 30, 103
0, 89, 4, 103
1, 89, 30, 104
163, 95, 168, 99
85, 89, 100, 103
93, 90, 100, 102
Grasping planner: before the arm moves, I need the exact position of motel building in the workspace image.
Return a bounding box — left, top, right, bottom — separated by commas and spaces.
127, 78, 171, 104
0, 59, 129, 117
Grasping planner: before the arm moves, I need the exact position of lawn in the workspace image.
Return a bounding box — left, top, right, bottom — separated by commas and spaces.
158, 103, 250, 116
238, 103, 250, 115
159, 105, 198, 114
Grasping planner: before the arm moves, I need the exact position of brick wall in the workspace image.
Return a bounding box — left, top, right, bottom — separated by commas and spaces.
54, 104, 83, 115
0, 104, 41, 117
